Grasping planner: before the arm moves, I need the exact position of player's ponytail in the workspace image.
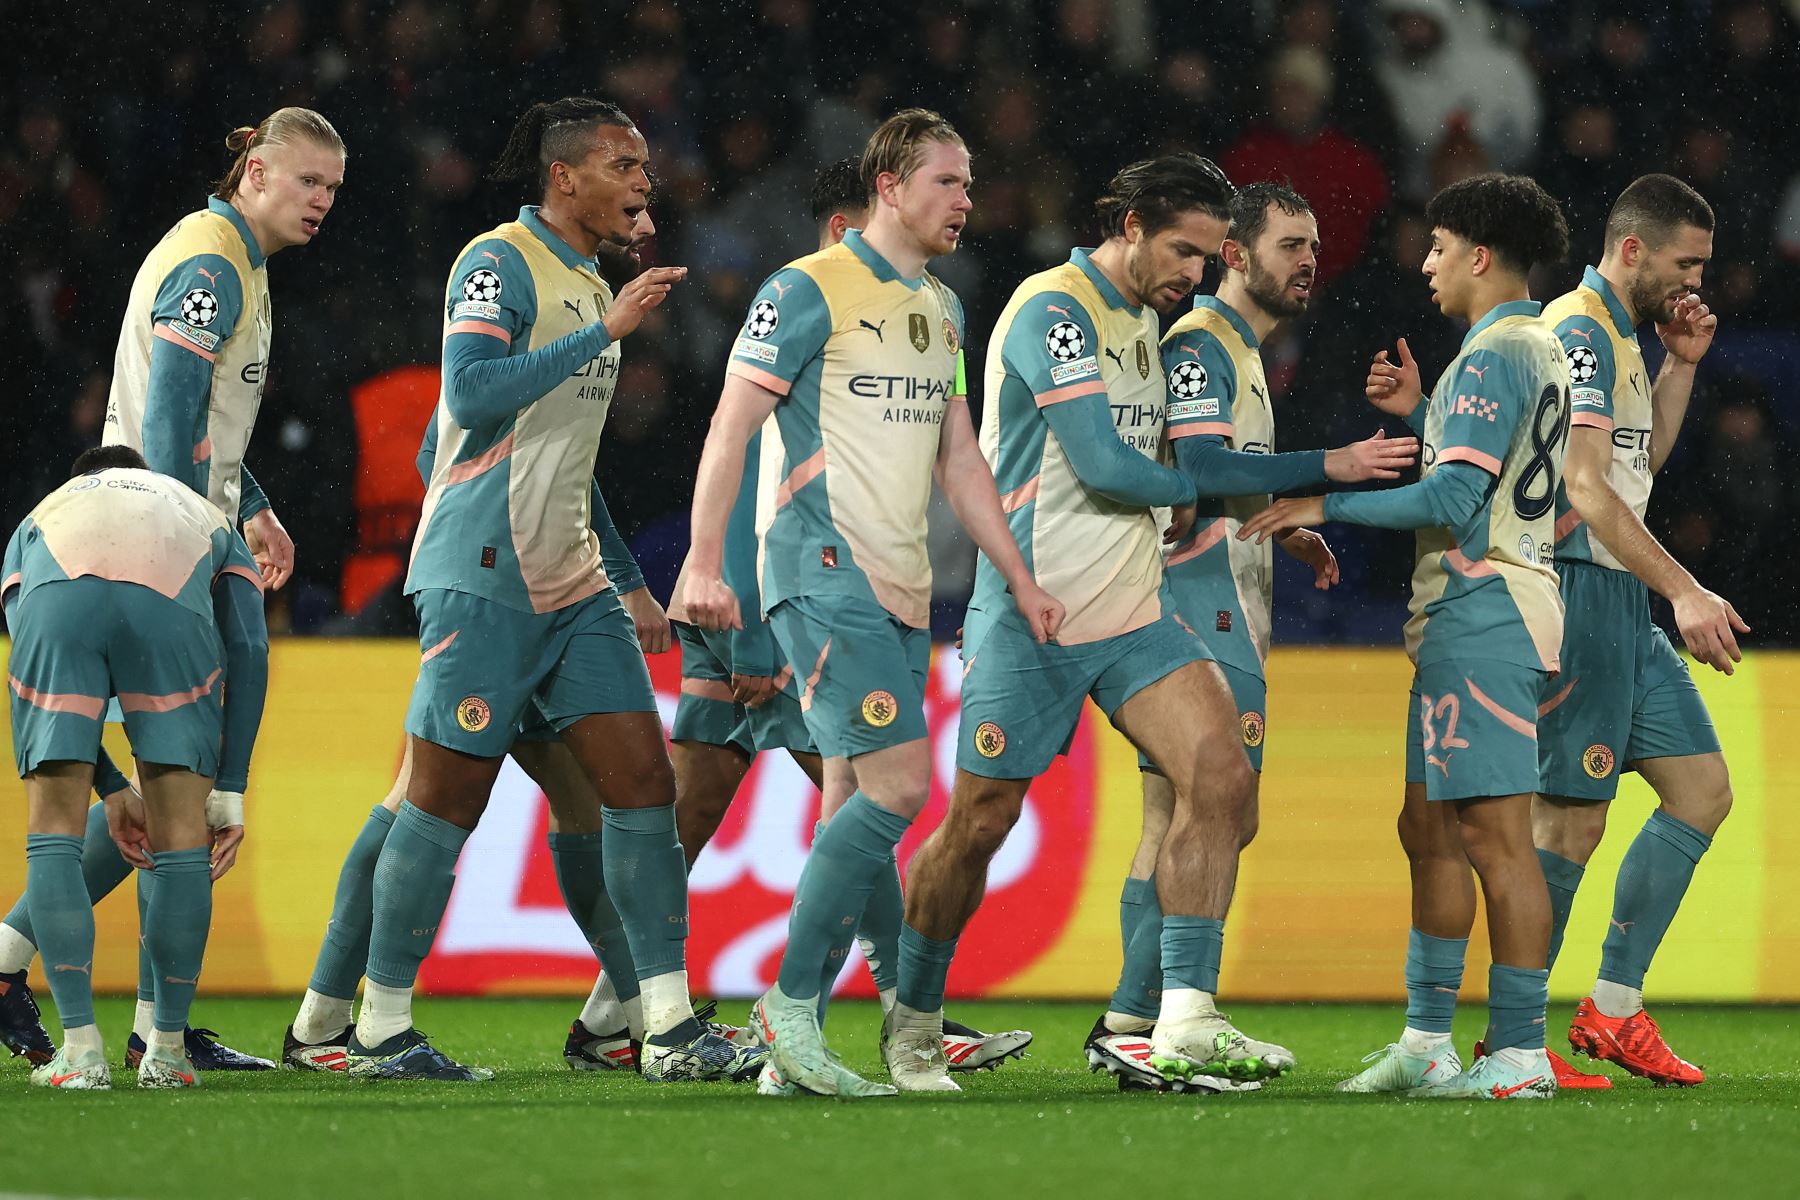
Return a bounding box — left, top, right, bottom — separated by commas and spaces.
213, 107, 346, 200
489, 97, 635, 197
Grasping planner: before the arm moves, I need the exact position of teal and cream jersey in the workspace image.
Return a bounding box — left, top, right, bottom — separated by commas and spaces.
726, 229, 963, 629
407, 206, 624, 615
1543, 266, 1653, 573
3, 468, 261, 622
1406, 301, 1569, 671
1161, 297, 1277, 673
103, 197, 272, 522
974, 249, 1170, 645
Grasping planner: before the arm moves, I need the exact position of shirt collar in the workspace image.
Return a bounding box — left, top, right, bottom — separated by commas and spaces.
1464, 299, 1541, 347
1071, 248, 1139, 316
1581, 265, 1637, 338
1193, 294, 1260, 349
206, 196, 265, 269
520, 206, 599, 271
842, 229, 921, 290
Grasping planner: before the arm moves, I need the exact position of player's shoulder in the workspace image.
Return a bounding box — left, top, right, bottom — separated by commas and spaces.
1542, 282, 1609, 326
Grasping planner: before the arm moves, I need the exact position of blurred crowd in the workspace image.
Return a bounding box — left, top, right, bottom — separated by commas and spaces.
4, 0, 1797, 641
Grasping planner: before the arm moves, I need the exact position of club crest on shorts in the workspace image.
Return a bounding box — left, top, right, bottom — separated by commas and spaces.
861, 690, 898, 727
1240, 711, 1265, 748
974, 721, 1006, 758
1582, 743, 1615, 779
456, 695, 492, 733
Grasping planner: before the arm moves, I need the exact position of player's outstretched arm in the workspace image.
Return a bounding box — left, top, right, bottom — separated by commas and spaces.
1366, 338, 1426, 431
1649, 293, 1717, 473
210, 569, 269, 879
684, 374, 782, 633
1237, 463, 1490, 544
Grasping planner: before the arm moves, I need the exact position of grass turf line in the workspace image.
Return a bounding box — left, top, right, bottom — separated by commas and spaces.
4, 999, 1798, 1199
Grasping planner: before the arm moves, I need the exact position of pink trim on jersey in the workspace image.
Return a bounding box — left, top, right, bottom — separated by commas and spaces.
420, 629, 459, 664
725, 361, 792, 396
8, 675, 105, 721
1033, 379, 1106, 408
193, 436, 212, 465
216, 564, 265, 592
772, 664, 795, 691
1555, 509, 1584, 542
446, 433, 515, 486
1166, 518, 1229, 568
798, 638, 832, 713
1000, 477, 1039, 513
681, 677, 735, 703
775, 449, 827, 509
154, 323, 217, 363
117, 667, 223, 715
1538, 675, 1579, 718
1571, 412, 1614, 432
446, 320, 511, 344
1466, 676, 1537, 739
1167, 422, 1233, 440
1436, 446, 1502, 474
2, 572, 18, 597
1444, 548, 1499, 578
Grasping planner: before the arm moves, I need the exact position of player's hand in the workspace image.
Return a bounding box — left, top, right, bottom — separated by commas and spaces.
1367, 338, 1424, 420
1278, 527, 1340, 590
1672, 584, 1750, 675
731, 673, 778, 708
1657, 293, 1718, 366
954, 625, 964, 651
208, 825, 245, 881
620, 587, 672, 655
103, 785, 152, 871
204, 789, 247, 880
1012, 580, 1064, 644
1163, 503, 1198, 545
1325, 428, 1419, 482
682, 572, 742, 632
1238, 495, 1327, 545
243, 508, 294, 590
603, 266, 687, 341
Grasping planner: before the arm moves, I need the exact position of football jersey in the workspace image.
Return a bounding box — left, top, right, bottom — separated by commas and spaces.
3, 469, 261, 622
103, 197, 272, 521
407, 207, 624, 614
1542, 266, 1652, 573
1407, 300, 1569, 672
1161, 296, 1275, 674
974, 249, 1168, 646
726, 229, 964, 629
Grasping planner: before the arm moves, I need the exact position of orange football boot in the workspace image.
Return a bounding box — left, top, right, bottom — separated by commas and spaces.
1566, 996, 1704, 1086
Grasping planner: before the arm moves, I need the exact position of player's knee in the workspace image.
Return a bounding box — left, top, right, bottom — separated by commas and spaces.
1237, 794, 1261, 850
1665, 762, 1732, 837
946, 782, 1024, 860
1397, 804, 1452, 865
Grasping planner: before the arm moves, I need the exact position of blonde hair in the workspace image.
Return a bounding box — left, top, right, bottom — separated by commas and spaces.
212, 107, 345, 200
859, 108, 964, 198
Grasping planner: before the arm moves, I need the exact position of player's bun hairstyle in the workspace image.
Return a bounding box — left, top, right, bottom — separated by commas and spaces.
1424, 173, 1569, 273
489, 97, 636, 195
811, 158, 868, 225
70, 445, 148, 476
1095, 152, 1235, 240
1228, 181, 1313, 252
860, 108, 965, 196
1604, 174, 1715, 252
212, 107, 345, 200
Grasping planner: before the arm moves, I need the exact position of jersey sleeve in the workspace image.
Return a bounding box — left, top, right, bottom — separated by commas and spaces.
1161, 329, 1238, 442
212, 525, 266, 593
144, 254, 245, 488
725, 268, 831, 396
1555, 315, 1618, 432
1000, 290, 1104, 406
416, 416, 438, 487
152, 253, 245, 362
445, 239, 535, 345
237, 461, 270, 524
1435, 347, 1526, 477
2, 520, 24, 601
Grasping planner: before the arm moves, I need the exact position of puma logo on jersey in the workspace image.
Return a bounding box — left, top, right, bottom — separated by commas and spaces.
564, 299, 582, 318
195, 266, 221, 287
480, 250, 506, 266
1181, 344, 1204, 358
1046, 303, 1072, 318
858, 318, 886, 341
771, 280, 792, 300
1104, 347, 1125, 368
1463, 364, 1489, 381
1566, 326, 1595, 343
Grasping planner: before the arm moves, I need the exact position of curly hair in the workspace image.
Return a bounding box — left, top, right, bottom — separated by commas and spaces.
1424, 173, 1569, 272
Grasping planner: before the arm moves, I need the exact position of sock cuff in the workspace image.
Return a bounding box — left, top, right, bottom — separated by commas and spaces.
153, 847, 212, 873
24, 833, 83, 858
1120, 876, 1154, 907
1645, 808, 1712, 862
1489, 962, 1550, 986
395, 800, 473, 853
1535, 846, 1586, 891
1408, 927, 1470, 969
1162, 914, 1224, 937
834, 792, 911, 856
547, 830, 606, 853
370, 805, 398, 827
601, 803, 677, 836
899, 922, 958, 957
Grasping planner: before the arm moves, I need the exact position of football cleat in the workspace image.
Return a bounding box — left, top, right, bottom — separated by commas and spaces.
282, 1023, 352, 1072
1337, 1042, 1463, 1093
641, 1020, 767, 1083
127, 1027, 275, 1071
756, 1056, 897, 1099
1408, 1048, 1557, 1100
1152, 1014, 1295, 1085
344, 1027, 494, 1081
943, 1016, 1031, 1072
30, 1044, 110, 1090
1474, 1038, 1610, 1089
1567, 997, 1703, 1086
1084, 1016, 1164, 1089
563, 1019, 638, 1071
880, 1007, 960, 1093
137, 1043, 199, 1089
751, 984, 842, 1096
693, 999, 758, 1049
0, 969, 55, 1066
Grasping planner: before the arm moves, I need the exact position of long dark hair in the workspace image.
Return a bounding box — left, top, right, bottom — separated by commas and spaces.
489, 97, 635, 196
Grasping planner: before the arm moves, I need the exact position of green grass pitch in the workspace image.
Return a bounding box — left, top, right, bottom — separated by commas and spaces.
5, 999, 1798, 1199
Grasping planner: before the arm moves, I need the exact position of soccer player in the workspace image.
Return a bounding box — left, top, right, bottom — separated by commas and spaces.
6, 445, 269, 1089
0, 107, 345, 1073
1532, 175, 1738, 1087
1242, 173, 1573, 1100
664, 158, 1029, 1074
344, 97, 759, 1084
683, 109, 1063, 1098
1088, 183, 1419, 1090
